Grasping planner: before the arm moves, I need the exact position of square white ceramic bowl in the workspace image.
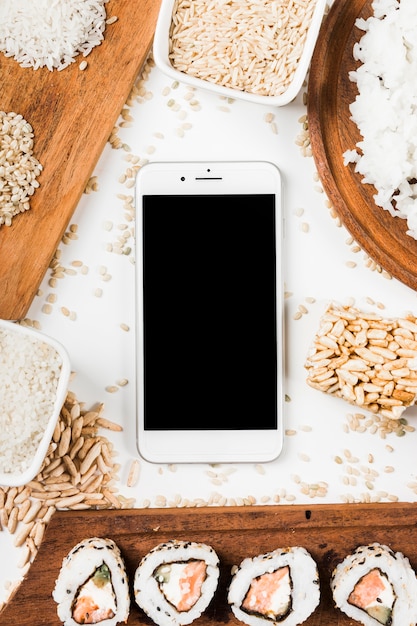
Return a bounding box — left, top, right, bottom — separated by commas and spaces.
0, 319, 71, 487
153, 0, 327, 106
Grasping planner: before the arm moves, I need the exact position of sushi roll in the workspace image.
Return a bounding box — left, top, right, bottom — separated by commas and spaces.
227, 546, 320, 626
331, 542, 417, 625
134, 539, 220, 626
52, 537, 130, 625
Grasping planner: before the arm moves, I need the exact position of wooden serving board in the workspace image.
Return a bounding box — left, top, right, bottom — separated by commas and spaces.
0, 0, 161, 320
308, 0, 417, 292
3, 503, 417, 624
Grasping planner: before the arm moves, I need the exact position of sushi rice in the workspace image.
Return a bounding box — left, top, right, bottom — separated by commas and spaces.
331, 542, 417, 626
344, 0, 417, 240
52, 537, 130, 625
134, 539, 220, 626
227, 546, 320, 626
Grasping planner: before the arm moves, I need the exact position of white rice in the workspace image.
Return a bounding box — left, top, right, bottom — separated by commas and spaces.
0, 326, 63, 474
0, 0, 108, 71
344, 0, 417, 240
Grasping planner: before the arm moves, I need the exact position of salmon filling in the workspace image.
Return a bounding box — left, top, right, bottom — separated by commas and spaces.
241, 565, 292, 621
72, 564, 117, 624
153, 559, 207, 612
348, 568, 395, 626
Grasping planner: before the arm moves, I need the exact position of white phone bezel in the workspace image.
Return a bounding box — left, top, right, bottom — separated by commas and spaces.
135, 161, 284, 464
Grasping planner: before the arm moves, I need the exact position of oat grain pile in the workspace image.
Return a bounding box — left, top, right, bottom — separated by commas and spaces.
0, 389, 131, 608
169, 0, 317, 97
0, 111, 42, 228
305, 302, 417, 420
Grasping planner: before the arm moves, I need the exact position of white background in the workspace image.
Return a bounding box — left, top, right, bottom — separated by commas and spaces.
2, 0, 417, 606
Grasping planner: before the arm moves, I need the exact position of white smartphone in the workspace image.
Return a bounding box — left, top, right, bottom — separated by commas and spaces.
135, 160, 284, 464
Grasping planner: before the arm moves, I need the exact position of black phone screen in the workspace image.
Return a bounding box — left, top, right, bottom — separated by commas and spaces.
142, 194, 278, 431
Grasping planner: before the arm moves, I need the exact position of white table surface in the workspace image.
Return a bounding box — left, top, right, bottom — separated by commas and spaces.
2, 11, 417, 607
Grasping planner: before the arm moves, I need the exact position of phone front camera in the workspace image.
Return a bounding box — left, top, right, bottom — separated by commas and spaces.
180, 176, 185, 181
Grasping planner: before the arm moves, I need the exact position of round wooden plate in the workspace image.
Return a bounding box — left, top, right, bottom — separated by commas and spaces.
308, 0, 417, 291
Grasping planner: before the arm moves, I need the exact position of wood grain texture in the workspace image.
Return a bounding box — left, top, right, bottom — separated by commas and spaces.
0, 0, 161, 320
308, 0, 417, 291
3, 503, 417, 624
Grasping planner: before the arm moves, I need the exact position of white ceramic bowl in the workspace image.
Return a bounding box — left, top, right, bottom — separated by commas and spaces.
0, 319, 71, 487
153, 0, 327, 106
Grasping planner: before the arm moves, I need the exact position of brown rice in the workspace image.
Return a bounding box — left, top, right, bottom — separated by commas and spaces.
169, 0, 317, 97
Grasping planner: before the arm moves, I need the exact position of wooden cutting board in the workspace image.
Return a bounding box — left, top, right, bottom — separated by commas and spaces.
0, 0, 161, 320
3, 503, 417, 624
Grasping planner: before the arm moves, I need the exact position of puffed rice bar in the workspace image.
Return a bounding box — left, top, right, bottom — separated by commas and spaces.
305, 302, 417, 420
